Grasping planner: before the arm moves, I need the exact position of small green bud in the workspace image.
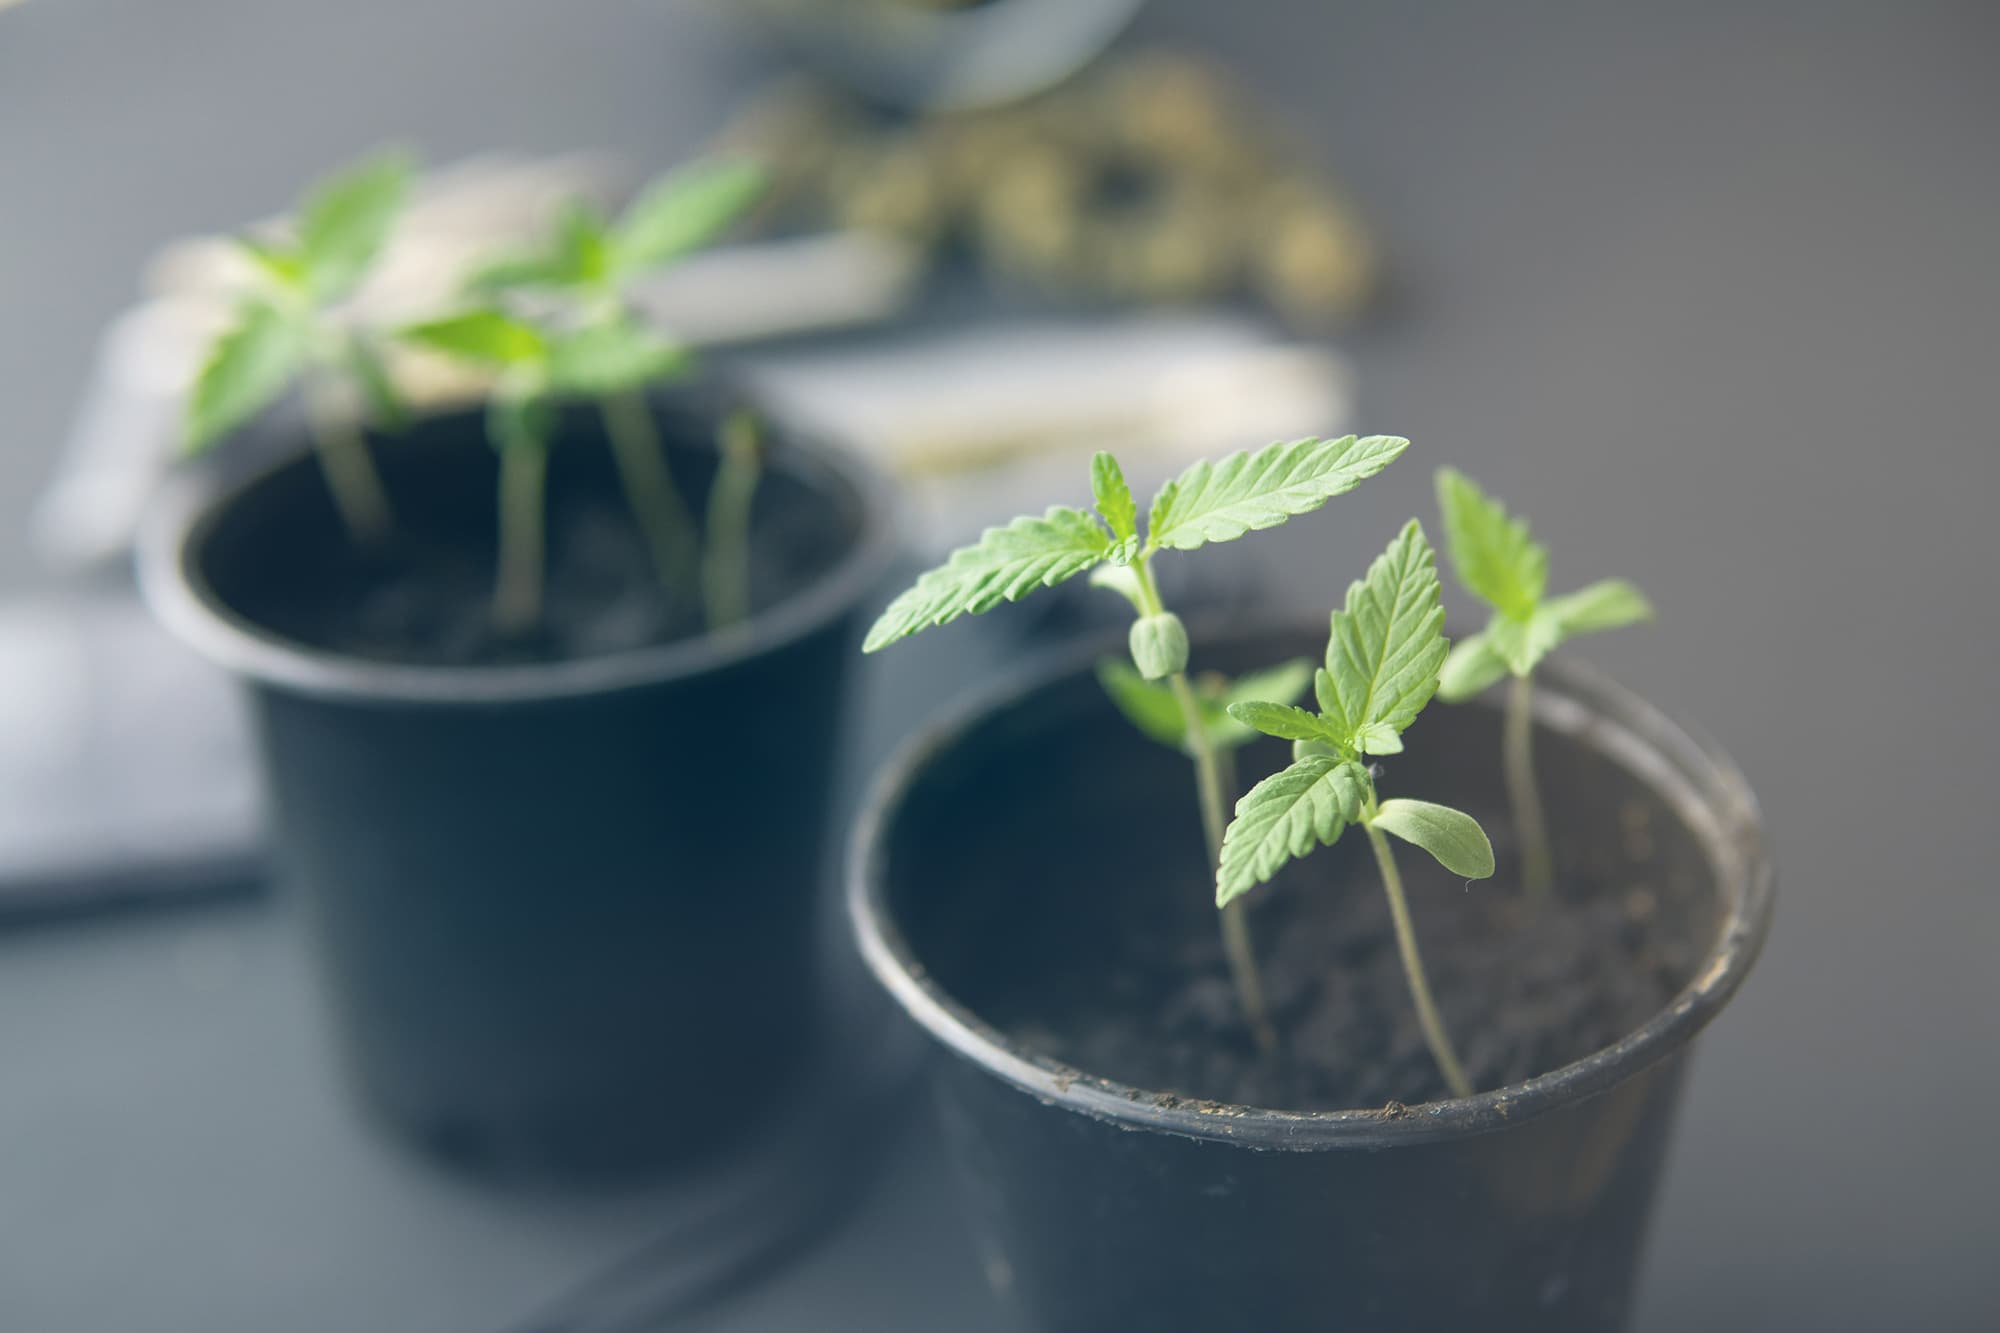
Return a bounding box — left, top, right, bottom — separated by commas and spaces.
1129, 612, 1189, 680
1292, 738, 1339, 763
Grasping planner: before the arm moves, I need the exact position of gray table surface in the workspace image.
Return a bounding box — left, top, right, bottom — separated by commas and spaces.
3, 3, 1997, 1330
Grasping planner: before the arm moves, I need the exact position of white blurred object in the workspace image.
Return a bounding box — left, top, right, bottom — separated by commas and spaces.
740, 313, 1354, 554
627, 230, 923, 346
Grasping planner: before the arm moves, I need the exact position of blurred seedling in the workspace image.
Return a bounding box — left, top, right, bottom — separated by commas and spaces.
863, 434, 1408, 1050
460, 159, 768, 616
1433, 468, 1653, 904
185, 149, 415, 547
1217, 519, 1495, 1098
401, 160, 768, 635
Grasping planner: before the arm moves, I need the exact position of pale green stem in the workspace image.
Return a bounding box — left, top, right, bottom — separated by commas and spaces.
493, 442, 549, 635
1363, 818, 1473, 1100
1505, 671, 1554, 905
600, 389, 700, 603
702, 412, 763, 630
1133, 557, 1276, 1054
303, 382, 393, 549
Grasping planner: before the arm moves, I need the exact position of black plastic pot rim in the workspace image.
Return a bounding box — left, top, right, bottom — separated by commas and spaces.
137, 421, 901, 708
848, 622, 1775, 1151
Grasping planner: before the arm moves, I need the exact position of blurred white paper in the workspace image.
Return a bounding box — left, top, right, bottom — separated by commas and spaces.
740, 313, 1354, 552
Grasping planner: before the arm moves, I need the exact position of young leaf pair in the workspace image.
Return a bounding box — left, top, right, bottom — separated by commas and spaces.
1433, 468, 1652, 902
1213, 519, 1492, 1098
864, 434, 1411, 1053
185, 149, 768, 637
403, 159, 768, 633
186, 149, 414, 547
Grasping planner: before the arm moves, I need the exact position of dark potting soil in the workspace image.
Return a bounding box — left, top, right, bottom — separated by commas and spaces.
204, 406, 857, 668
990, 813, 1702, 1112
270, 492, 802, 667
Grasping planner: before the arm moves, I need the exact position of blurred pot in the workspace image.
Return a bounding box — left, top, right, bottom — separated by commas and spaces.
142, 393, 896, 1180
851, 624, 1772, 1330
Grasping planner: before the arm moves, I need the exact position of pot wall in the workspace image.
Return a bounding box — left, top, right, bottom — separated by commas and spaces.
146, 397, 896, 1179
854, 627, 1772, 1331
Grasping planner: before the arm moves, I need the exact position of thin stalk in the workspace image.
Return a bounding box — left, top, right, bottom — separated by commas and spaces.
1363, 819, 1473, 1099
493, 442, 549, 635
702, 411, 762, 630
1505, 671, 1555, 905
1134, 558, 1276, 1054
303, 383, 393, 548
600, 388, 700, 604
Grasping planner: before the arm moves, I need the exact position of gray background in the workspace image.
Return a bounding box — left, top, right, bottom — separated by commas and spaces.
2, 2, 1996, 1330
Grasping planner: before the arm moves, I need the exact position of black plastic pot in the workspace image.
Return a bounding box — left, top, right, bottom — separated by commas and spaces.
142, 395, 897, 1180
851, 625, 1773, 1331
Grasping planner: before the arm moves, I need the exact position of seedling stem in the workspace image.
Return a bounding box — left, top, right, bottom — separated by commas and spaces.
1129, 555, 1276, 1053
494, 439, 548, 634
1504, 673, 1554, 903
703, 411, 763, 630
303, 381, 393, 549
601, 386, 700, 602
1362, 813, 1473, 1099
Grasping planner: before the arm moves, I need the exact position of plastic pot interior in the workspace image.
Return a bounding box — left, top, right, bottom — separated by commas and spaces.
135, 394, 901, 1180
851, 622, 1774, 1146
141, 390, 900, 703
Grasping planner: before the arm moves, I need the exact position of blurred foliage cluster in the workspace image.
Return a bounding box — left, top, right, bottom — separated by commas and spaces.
721, 51, 1378, 329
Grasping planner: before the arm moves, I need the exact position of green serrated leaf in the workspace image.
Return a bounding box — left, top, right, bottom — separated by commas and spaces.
1434, 467, 1547, 621
1091, 451, 1138, 542
1488, 607, 1563, 676
343, 333, 408, 431
185, 300, 305, 452
1226, 701, 1341, 744
1319, 519, 1449, 752
1437, 630, 1510, 700
1545, 577, 1653, 639
1146, 434, 1407, 553
1224, 659, 1314, 711
1216, 756, 1368, 905
612, 158, 767, 276
546, 317, 690, 396
1096, 658, 1187, 750
298, 149, 413, 303
1370, 798, 1495, 878
401, 308, 547, 367
863, 507, 1110, 651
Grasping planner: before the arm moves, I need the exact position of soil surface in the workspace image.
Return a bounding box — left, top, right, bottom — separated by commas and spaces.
988, 818, 1701, 1111
207, 407, 855, 668
270, 494, 799, 668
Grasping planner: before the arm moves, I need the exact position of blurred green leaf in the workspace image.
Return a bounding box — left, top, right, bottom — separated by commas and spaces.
401, 307, 547, 367
612, 157, 767, 275
545, 317, 690, 396
298, 148, 413, 303
185, 300, 304, 452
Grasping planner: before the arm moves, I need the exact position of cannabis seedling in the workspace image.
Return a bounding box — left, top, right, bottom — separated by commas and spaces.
186, 149, 415, 547
864, 434, 1408, 1048
469, 158, 768, 610
1217, 519, 1495, 1098
1433, 468, 1653, 903
399, 304, 695, 633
